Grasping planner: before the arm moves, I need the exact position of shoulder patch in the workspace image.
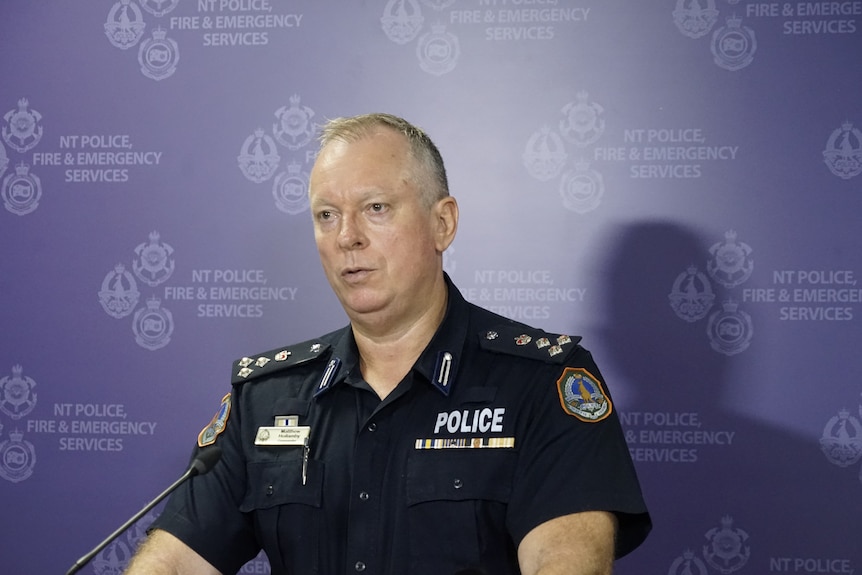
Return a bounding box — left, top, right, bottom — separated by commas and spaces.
231, 339, 331, 384
556, 367, 612, 423
198, 392, 231, 447
478, 324, 582, 364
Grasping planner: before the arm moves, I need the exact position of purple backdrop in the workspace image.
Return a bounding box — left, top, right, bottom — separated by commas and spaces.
1, 1, 861, 574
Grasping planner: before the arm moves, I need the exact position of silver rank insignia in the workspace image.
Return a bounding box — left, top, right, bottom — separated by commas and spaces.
431, 351, 455, 396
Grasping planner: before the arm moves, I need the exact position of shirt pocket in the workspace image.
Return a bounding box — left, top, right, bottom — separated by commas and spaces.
241, 455, 324, 574
405, 450, 517, 574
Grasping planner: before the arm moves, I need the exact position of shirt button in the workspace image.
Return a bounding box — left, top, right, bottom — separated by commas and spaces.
359, 491, 370, 501
367, 422, 377, 432
355, 561, 366, 572
453, 478, 463, 489
266, 484, 274, 496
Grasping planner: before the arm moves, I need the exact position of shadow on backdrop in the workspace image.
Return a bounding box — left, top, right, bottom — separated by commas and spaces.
594, 221, 858, 572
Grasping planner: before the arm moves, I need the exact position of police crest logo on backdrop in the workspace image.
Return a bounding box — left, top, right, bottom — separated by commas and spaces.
823, 122, 862, 180
820, 397, 862, 484
0, 365, 38, 483
666, 516, 750, 575
0, 428, 36, 484
672, 2, 757, 72
104, 0, 147, 50
668, 229, 755, 356
99, 231, 176, 351
673, 0, 720, 39
138, 27, 181, 80
2, 98, 43, 153
2, 163, 42, 216
238, 94, 320, 215
0, 365, 37, 421
237, 128, 280, 184
524, 92, 607, 214
104, 0, 180, 80
710, 16, 757, 71
1, 98, 44, 216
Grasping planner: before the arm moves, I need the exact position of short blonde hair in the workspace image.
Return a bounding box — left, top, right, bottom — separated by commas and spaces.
318, 113, 449, 209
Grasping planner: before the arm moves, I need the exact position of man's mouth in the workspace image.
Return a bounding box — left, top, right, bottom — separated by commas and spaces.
342, 267, 371, 280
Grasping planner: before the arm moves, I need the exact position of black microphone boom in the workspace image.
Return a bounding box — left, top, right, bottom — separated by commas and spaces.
65, 445, 222, 575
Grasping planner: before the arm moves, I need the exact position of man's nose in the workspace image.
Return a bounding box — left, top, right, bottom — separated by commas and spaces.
337, 214, 367, 250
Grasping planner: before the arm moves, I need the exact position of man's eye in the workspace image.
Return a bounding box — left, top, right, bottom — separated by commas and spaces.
370, 203, 385, 212
318, 210, 332, 220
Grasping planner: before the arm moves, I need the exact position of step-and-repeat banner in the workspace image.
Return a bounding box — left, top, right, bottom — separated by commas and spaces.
1, 1, 860, 573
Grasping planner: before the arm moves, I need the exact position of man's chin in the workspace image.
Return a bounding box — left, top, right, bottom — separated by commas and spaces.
338, 291, 388, 318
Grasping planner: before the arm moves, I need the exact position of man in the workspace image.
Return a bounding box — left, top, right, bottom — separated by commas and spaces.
125, 113, 650, 574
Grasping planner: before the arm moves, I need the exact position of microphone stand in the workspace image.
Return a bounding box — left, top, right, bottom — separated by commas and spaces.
66, 446, 221, 575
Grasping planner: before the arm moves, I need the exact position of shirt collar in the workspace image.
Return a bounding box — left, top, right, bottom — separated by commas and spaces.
314, 274, 468, 398
413, 274, 468, 395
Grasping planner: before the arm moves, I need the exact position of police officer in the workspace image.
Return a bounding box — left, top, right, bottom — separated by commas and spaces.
125, 113, 650, 574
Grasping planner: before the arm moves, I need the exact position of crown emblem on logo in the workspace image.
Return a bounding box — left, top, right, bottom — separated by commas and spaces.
725, 14, 742, 28
572, 157, 591, 172
286, 160, 302, 175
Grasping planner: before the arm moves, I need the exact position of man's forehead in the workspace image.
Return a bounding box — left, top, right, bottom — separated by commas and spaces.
312, 133, 411, 180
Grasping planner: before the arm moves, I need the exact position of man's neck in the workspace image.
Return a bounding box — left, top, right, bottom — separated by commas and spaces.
351, 285, 448, 400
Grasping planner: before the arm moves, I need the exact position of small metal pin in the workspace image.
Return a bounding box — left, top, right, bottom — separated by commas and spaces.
301, 436, 309, 486
438, 352, 453, 388
317, 358, 340, 391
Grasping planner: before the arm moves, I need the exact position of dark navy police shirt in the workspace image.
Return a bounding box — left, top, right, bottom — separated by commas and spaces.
153, 277, 650, 574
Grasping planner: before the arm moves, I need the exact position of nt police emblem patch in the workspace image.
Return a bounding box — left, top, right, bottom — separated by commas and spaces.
198, 393, 231, 447
556, 368, 612, 423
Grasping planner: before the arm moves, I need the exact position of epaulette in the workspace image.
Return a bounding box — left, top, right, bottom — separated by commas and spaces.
477, 324, 582, 364
231, 339, 331, 384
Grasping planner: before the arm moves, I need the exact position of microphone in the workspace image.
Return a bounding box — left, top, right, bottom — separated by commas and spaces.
65, 445, 222, 575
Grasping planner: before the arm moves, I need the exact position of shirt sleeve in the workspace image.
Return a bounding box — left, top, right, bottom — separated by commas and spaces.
505, 349, 651, 558
150, 388, 261, 573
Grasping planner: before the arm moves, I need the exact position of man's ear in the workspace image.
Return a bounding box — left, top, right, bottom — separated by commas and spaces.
433, 196, 459, 253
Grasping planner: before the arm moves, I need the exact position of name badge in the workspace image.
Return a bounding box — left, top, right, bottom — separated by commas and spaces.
255, 425, 310, 446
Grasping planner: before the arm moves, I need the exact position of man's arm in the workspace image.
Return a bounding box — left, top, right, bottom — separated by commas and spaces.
124, 529, 221, 575
518, 511, 618, 575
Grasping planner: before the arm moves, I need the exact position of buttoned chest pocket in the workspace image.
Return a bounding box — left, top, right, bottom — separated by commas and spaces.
405, 450, 518, 574
240, 455, 324, 574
